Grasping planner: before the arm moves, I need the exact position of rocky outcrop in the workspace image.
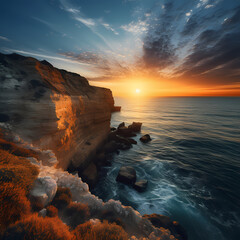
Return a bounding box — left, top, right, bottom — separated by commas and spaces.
116, 166, 137, 185
0, 53, 114, 170
140, 134, 152, 143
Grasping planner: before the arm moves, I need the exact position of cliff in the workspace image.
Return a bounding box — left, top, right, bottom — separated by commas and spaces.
0, 53, 114, 170
0, 53, 183, 240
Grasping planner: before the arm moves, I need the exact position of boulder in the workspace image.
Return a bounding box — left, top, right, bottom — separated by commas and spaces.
117, 122, 125, 129
110, 127, 116, 131
133, 179, 148, 192
117, 126, 136, 138
143, 214, 188, 240
128, 122, 142, 132
30, 176, 57, 207
81, 162, 98, 187
140, 134, 151, 143
116, 166, 136, 185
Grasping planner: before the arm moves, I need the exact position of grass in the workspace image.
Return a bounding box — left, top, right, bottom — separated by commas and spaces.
0, 150, 39, 193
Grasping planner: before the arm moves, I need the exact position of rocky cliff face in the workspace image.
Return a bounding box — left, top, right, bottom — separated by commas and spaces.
0, 53, 114, 170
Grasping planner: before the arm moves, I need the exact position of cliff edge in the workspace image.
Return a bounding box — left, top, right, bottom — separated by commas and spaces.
0, 53, 114, 170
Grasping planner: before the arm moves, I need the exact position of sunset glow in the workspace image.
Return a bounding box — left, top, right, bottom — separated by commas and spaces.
1, 0, 239, 97
135, 89, 141, 94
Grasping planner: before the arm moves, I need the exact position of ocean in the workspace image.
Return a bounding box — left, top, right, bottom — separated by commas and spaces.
93, 97, 240, 240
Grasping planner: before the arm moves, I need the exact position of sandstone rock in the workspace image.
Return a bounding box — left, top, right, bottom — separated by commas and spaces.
128, 122, 142, 132
134, 179, 148, 192
81, 162, 98, 187
143, 214, 188, 240
140, 134, 152, 143
110, 127, 116, 131
30, 176, 57, 207
116, 166, 136, 185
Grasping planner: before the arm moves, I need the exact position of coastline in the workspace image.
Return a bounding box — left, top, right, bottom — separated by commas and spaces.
0, 52, 186, 240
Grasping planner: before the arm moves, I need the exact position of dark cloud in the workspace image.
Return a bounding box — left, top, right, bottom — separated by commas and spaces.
142, 0, 179, 69
177, 6, 240, 85
142, 0, 240, 86
143, 35, 175, 68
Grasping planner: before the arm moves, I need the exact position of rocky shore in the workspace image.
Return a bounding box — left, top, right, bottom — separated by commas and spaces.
0, 53, 187, 240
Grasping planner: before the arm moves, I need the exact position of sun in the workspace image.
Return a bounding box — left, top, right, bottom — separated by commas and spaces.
135, 89, 141, 93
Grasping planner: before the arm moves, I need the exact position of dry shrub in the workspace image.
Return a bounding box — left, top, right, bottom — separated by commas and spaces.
29, 196, 44, 212
64, 202, 90, 229
0, 183, 31, 230
46, 205, 58, 218
2, 214, 74, 240
74, 221, 128, 240
52, 187, 72, 209
0, 150, 39, 193
0, 138, 38, 159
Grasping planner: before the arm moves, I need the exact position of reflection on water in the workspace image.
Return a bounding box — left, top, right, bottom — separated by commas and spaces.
93, 97, 240, 240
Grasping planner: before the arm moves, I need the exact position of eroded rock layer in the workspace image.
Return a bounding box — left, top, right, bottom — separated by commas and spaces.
0, 53, 114, 169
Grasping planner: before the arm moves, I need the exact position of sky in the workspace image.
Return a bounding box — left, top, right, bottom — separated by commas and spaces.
0, 0, 240, 97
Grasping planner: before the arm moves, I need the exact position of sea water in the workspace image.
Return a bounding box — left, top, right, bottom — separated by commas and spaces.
93, 97, 240, 240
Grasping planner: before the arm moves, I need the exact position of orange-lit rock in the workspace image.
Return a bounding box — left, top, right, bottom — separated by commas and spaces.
0, 53, 114, 169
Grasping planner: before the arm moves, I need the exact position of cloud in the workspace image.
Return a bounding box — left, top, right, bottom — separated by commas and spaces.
139, 0, 240, 86
75, 17, 95, 27
99, 20, 119, 35
205, 4, 214, 9
60, 0, 118, 37
65, 8, 80, 14
121, 20, 149, 34
3, 49, 91, 67
176, 6, 240, 85
0, 36, 11, 42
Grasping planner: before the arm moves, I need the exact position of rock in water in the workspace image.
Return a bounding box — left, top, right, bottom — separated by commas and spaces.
117, 126, 136, 137
128, 122, 142, 132
29, 176, 57, 207
134, 179, 148, 192
116, 166, 136, 185
140, 134, 152, 143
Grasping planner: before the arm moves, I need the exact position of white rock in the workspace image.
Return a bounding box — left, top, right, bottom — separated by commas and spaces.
30, 176, 57, 207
